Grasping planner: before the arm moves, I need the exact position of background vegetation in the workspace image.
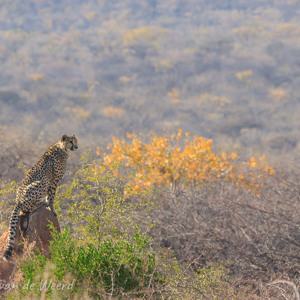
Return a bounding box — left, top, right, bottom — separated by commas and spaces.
1, 0, 300, 168
0, 0, 300, 298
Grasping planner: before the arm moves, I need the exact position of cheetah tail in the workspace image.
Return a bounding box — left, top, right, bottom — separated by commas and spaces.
3, 204, 21, 261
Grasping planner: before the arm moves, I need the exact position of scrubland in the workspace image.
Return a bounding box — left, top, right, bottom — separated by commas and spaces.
1, 132, 299, 299
0, 0, 300, 298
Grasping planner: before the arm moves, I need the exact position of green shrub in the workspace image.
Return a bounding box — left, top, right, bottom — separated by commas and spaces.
55, 152, 156, 244
12, 226, 163, 299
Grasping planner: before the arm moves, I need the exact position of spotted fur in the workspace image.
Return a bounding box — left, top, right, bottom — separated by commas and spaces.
3, 134, 78, 261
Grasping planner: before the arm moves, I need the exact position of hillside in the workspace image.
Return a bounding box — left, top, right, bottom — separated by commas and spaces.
0, 0, 300, 167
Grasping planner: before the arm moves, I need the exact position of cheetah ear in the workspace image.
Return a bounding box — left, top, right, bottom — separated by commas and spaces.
61, 134, 68, 142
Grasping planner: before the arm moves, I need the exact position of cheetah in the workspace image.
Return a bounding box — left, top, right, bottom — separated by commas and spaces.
3, 134, 78, 261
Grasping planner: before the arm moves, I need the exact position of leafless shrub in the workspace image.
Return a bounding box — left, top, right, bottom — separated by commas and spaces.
148, 170, 300, 297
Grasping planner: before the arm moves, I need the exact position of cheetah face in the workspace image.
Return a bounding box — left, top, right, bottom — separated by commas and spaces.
61, 134, 78, 151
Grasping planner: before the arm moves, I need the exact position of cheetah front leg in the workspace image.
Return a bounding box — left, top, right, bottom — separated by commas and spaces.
46, 180, 60, 217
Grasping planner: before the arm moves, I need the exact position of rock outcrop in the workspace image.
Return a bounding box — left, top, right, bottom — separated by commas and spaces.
0, 206, 60, 295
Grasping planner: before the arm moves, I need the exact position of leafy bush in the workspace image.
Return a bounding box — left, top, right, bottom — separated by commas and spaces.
55, 151, 156, 243
13, 226, 164, 299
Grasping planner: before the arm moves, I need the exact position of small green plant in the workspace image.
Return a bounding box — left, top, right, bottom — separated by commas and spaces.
0, 180, 19, 234
55, 152, 156, 244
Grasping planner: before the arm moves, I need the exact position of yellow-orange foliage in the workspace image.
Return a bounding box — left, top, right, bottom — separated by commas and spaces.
276, 23, 300, 38
268, 87, 288, 103
235, 70, 252, 86
167, 88, 180, 103
64, 106, 91, 122
198, 94, 232, 107
85, 12, 96, 21
29, 73, 45, 81
98, 130, 274, 196
123, 26, 165, 48
102, 106, 125, 118
119, 74, 137, 83
154, 60, 173, 72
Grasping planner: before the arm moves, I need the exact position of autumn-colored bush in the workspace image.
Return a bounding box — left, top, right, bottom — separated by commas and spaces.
99, 130, 274, 196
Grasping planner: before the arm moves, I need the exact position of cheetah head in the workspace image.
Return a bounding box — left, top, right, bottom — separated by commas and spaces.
60, 134, 78, 151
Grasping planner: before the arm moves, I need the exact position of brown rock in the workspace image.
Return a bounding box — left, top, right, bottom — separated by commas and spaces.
0, 206, 60, 295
